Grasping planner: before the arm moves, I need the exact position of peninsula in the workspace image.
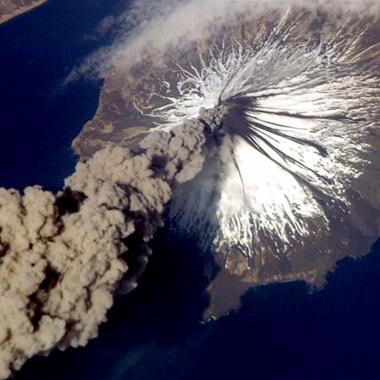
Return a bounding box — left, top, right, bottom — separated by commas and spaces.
0, 0, 47, 24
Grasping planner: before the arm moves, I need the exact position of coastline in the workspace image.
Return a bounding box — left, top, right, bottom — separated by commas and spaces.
0, 0, 47, 25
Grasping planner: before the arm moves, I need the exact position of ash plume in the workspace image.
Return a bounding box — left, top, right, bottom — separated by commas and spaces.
0, 110, 223, 379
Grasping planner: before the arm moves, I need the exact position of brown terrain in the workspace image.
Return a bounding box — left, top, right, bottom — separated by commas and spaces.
0, 0, 47, 24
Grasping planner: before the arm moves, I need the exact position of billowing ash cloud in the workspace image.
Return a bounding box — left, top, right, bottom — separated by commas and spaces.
0, 109, 224, 379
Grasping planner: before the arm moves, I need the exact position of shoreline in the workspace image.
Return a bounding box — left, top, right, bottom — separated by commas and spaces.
0, 0, 47, 25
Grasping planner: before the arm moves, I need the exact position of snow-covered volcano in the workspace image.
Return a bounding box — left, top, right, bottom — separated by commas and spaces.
73, 3, 380, 313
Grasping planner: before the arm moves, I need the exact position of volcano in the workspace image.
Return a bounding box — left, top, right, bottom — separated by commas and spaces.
74, 5, 380, 316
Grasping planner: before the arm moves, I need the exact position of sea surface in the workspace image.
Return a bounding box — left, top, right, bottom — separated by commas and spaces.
1, 2, 380, 380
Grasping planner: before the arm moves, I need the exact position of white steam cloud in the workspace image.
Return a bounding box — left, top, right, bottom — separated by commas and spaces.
67, 0, 380, 82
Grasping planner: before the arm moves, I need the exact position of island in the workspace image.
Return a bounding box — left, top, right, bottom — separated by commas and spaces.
0, 0, 47, 25
73, 8, 380, 320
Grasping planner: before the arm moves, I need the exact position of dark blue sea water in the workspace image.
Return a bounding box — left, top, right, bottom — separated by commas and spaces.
0, 0, 128, 190
1, 2, 380, 380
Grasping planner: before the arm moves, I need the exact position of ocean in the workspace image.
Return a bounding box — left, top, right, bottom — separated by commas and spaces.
0, 0, 128, 190
1, 1, 380, 380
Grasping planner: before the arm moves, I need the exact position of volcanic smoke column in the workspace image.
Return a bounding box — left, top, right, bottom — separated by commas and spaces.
0, 109, 224, 379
